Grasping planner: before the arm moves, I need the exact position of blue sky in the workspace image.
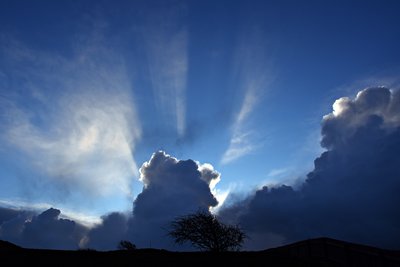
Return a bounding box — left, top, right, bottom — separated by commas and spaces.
1, 0, 400, 222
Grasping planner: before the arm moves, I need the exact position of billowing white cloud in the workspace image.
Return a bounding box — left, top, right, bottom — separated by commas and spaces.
321, 86, 400, 149
128, 151, 219, 249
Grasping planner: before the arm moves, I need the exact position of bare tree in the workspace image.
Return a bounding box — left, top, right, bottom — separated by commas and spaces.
168, 211, 245, 252
118, 240, 136, 250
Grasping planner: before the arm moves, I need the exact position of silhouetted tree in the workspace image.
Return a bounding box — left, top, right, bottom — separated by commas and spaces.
168, 211, 245, 252
118, 240, 136, 250
77, 248, 96, 252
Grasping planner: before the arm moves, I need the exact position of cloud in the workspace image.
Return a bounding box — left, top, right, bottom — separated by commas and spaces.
0, 207, 87, 250
267, 168, 288, 177
0, 206, 129, 251
141, 5, 188, 138
219, 87, 400, 250
0, 35, 141, 201
221, 130, 256, 164
0, 210, 34, 245
321, 87, 399, 148
0, 151, 222, 251
85, 212, 128, 250
3, 86, 399, 252
127, 151, 219, 249
221, 30, 273, 164
0, 199, 101, 227
84, 151, 221, 251
0, 207, 27, 226
198, 162, 220, 190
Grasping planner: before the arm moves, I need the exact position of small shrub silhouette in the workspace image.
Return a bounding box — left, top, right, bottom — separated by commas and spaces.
77, 248, 97, 252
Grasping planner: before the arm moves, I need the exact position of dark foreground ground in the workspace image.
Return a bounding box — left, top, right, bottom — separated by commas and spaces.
1, 238, 400, 267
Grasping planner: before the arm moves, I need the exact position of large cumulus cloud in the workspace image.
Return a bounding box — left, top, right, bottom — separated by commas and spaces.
82, 151, 220, 250
126, 151, 219, 249
220, 87, 400, 250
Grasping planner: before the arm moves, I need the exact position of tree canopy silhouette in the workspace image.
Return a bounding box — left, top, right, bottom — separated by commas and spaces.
168, 211, 245, 252
118, 240, 136, 250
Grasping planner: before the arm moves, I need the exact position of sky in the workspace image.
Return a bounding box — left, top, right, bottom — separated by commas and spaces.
1, 0, 400, 251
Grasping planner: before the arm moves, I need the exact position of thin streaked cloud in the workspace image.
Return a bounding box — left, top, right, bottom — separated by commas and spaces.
267, 168, 288, 177
221, 29, 274, 164
142, 6, 188, 138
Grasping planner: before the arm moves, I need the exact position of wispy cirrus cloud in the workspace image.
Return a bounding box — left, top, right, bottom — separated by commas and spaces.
221, 130, 256, 164
0, 33, 141, 201
221, 30, 274, 164
267, 168, 289, 178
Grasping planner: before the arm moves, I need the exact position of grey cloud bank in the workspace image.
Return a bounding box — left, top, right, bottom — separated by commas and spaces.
220, 87, 400, 250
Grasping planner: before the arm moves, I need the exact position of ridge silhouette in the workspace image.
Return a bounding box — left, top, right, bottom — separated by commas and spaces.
2, 237, 400, 266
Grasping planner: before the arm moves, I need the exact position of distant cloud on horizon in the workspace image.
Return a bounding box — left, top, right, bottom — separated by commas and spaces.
0, 207, 86, 250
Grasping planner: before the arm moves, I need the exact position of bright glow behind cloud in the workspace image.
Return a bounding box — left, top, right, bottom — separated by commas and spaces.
332, 97, 351, 117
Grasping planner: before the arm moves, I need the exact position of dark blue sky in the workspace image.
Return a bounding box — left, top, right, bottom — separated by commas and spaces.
0, 0, 400, 250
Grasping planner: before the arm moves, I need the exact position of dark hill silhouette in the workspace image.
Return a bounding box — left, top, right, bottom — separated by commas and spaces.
263, 237, 400, 266
0, 240, 21, 251
1, 238, 399, 266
